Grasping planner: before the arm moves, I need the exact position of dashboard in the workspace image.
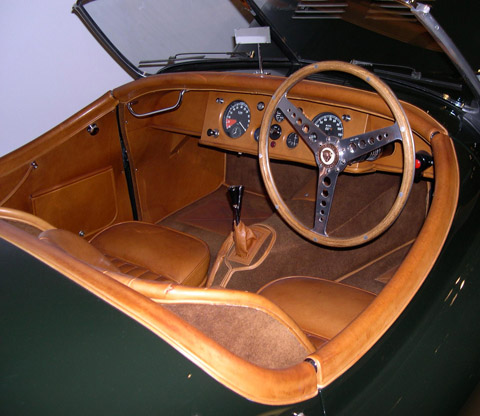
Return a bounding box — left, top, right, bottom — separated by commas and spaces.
199, 90, 434, 178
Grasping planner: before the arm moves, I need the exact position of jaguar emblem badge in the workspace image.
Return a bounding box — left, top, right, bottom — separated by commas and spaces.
319, 144, 338, 167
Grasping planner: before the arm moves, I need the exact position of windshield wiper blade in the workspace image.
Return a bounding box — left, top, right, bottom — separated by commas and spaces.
139, 51, 255, 68
351, 59, 463, 91
351, 60, 422, 79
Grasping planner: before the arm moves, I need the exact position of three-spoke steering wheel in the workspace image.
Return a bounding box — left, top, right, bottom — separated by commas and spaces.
258, 61, 415, 247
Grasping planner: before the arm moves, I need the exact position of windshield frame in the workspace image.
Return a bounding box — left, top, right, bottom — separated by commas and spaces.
72, 2, 145, 79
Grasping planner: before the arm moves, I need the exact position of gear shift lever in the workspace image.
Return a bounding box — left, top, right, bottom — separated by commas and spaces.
206, 184, 275, 287
228, 185, 257, 258
228, 185, 244, 226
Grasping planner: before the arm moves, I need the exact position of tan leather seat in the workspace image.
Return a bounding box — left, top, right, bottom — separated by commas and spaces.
39, 221, 210, 286
258, 276, 375, 348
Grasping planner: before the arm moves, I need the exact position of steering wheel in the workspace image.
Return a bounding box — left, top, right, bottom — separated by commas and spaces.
258, 61, 415, 247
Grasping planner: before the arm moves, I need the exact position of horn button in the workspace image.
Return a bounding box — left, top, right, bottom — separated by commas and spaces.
317, 142, 340, 169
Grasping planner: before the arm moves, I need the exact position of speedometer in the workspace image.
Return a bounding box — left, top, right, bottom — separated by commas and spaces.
313, 112, 344, 139
222, 101, 251, 138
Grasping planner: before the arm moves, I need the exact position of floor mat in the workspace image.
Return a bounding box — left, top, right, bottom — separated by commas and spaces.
336, 242, 414, 294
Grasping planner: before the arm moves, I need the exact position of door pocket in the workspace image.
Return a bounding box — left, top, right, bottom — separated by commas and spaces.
32, 168, 118, 237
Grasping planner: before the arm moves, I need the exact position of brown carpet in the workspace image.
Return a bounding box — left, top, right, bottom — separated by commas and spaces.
159, 155, 428, 294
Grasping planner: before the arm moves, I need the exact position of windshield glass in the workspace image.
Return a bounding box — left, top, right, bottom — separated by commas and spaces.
81, 0, 257, 74
78, 0, 478, 83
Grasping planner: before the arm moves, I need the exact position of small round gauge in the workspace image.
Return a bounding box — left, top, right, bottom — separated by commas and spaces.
274, 108, 285, 123
269, 124, 282, 140
313, 112, 344, 138
286, 132, 299, 149
223, 101, 251, 138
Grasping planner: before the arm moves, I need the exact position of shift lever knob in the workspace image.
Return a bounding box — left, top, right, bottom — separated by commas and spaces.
228, 185, 244, 226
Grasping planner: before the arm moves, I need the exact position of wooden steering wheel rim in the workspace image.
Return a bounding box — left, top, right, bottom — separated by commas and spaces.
258, 61, 415, 247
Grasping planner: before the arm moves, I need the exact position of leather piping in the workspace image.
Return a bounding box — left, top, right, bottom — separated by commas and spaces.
0, 93, 118, 178
113, 72, 448, 140
334, 239, 416, 283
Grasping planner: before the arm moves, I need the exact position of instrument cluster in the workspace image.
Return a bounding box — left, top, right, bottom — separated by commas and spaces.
201, 92, 365, 167
218, 99, 346, 149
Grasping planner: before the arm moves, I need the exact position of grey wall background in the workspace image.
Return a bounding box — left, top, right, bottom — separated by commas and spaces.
0, 1, 133, 157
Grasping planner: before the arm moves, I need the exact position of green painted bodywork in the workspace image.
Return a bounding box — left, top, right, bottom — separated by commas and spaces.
0, 238, 323, 415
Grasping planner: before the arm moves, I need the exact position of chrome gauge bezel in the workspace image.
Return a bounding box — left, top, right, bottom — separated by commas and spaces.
222, 100, 251, 139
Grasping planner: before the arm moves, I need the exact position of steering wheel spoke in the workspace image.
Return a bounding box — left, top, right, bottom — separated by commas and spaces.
277, 94, 327, 152
341, 123, 402, 164
313, 169, 339, 236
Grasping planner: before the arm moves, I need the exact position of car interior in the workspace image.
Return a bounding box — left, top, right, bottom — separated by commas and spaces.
0, 68, 459, 404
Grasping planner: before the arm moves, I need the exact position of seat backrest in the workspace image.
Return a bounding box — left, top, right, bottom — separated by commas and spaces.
103, 269, 317, 369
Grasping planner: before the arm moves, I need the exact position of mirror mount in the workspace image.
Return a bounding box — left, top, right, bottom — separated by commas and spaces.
235, 27, 271, 74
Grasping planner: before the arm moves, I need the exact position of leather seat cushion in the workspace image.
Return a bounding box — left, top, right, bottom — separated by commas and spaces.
258, 276, 375, 341
102, 254, 168, 281
39, 228, 121, 273
90, 222, 210, 286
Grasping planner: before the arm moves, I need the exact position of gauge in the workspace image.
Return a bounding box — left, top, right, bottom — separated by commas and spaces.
313, 112, 344, 139
274, 108, 285, 123
286, 133, 299, 149
223, 101, 251, 138
269, 124, 282, 140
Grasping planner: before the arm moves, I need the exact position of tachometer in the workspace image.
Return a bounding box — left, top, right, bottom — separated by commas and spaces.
313, 112, 344, 139
223, 101, 251, 138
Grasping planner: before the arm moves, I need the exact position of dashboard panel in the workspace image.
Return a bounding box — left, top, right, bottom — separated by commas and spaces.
200, 91, 434, 178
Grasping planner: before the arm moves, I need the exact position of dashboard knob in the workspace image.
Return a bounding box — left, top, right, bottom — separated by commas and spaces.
207, 128, 219, 138
415, 151, 433, 181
